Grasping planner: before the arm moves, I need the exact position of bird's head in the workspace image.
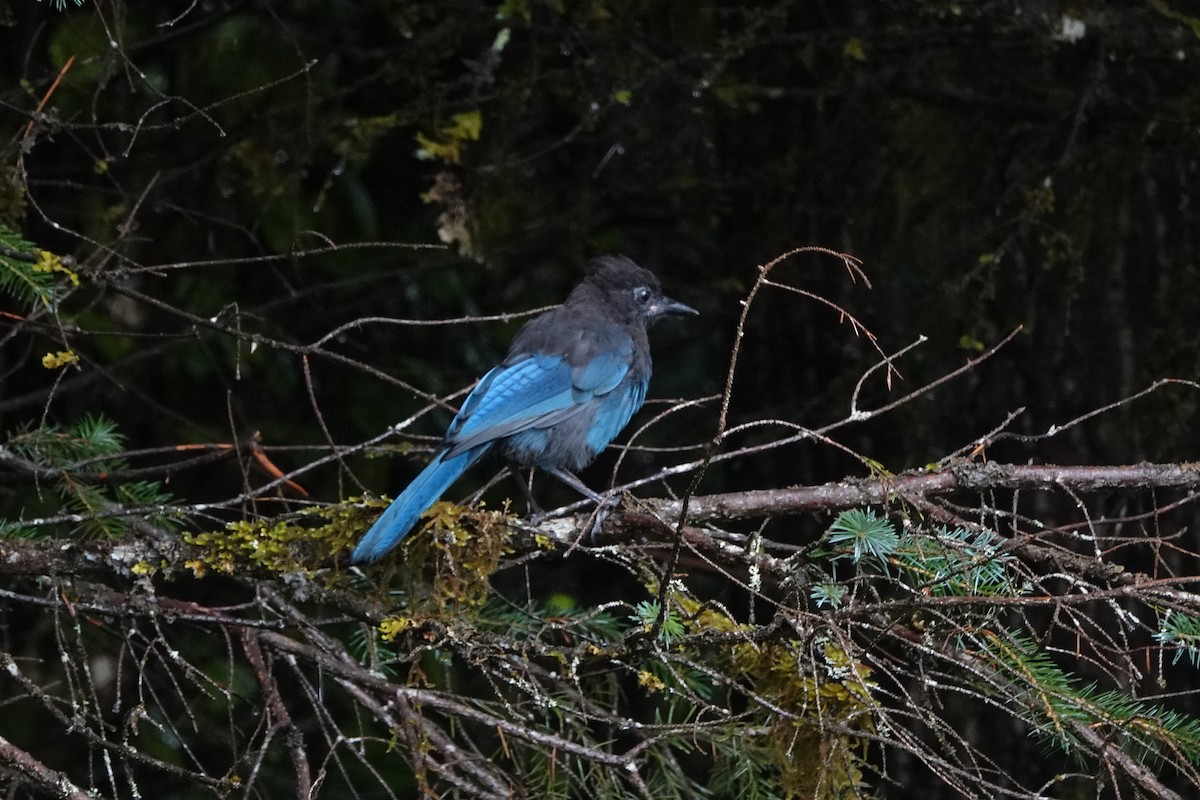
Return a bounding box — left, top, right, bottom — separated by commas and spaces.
583, 255, 698, 324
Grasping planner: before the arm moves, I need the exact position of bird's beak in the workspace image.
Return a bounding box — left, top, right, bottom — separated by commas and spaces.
650, 296, 698, 318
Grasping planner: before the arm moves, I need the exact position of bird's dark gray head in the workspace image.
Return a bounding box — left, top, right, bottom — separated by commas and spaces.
581, 255, 697, 323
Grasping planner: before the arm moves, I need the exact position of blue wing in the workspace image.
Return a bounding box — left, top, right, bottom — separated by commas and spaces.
444, 335, 634, 458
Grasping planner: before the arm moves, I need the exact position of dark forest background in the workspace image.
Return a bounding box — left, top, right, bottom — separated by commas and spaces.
2, 1, 1200, 798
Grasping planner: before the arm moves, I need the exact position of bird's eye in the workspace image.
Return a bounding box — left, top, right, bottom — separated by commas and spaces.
633, 286, 652, 304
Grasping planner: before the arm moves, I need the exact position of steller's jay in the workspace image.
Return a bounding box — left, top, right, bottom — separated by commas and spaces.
351, 255, 696, 564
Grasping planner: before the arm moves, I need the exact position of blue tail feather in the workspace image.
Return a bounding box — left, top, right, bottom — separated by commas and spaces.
351, 444, 489, 563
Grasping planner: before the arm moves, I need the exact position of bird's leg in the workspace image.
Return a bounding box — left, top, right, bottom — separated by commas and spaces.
512, 467, 546, 519
544, 467, 621, 540
543, 467, 604, 504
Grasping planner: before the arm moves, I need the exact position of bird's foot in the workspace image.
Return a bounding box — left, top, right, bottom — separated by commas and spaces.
585, 492, 622, 543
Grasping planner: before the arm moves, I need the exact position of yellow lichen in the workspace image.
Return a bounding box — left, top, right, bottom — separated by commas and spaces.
33, 248, 80, 286
414, 110, 482, 164
183, 497, 386, 578
41, 350, 79, 369
402, 501, 513, 616
379, 616, 415, 642
637, 670, 667, 692
683, 596, 876, 798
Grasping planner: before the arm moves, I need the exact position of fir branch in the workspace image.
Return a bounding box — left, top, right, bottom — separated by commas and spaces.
1156, 611, 1200, 667
981, 630, 1200, 767
3, 414, 181, 538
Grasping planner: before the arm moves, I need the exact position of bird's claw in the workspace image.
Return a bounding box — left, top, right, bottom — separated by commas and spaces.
586, 493, 622, 542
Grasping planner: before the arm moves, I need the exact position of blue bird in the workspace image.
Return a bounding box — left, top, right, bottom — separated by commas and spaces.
351, 255, 696, 564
